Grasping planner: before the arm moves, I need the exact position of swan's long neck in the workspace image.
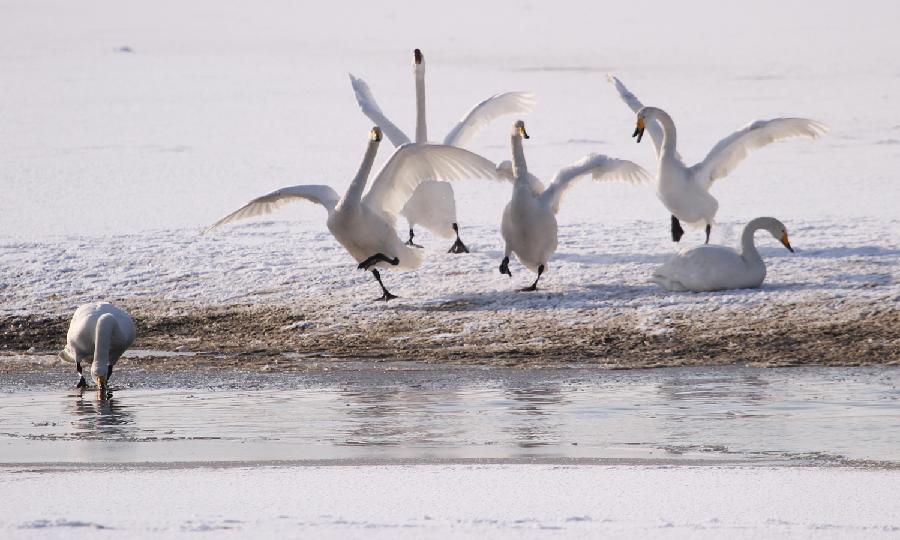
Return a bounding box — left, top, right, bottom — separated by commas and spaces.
511, 133, 528, 187
343, 138, 380, 205
647, 107, 678, 164
414, 65, 427, 143
92, 313, 115, 385
740, 217, 771, 263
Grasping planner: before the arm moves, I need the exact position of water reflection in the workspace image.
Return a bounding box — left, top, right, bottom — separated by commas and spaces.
67, 397, 136, 441
501, 384, 567, 449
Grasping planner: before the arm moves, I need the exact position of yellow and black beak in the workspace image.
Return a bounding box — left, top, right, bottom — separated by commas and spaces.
780, 232, 794, 253
518, 125, 530, 139
632, 117, 646, 143
371, 126, 383, 142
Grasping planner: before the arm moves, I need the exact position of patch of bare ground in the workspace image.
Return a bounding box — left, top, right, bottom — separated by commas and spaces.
2, 300, 898, 371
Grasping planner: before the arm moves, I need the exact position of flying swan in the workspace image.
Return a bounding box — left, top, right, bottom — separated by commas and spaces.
652, 216, 794, 292
59, 302, 136, 399
350, 48, 535, 252
206, 127, 500, 300
500, 120, 650, 291
609, 75, 826, 243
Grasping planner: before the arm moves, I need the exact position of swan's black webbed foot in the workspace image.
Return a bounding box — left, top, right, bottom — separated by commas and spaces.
76, 376, 87, 389
671, 215, 685, 242
405, 228, 423, 248
371, 269, 398, 301
705, 224, 712, 244
447, 223, 469, 254
499, 256, 512, 277
519, 264, 544, 292
358, 253, 400, 271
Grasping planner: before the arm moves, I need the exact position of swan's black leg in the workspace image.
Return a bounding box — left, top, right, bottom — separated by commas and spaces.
358, 253, 400, 271
499, 256, 511, 277
705, 224, 712, 244
372, 269, 398, 301
448, 223, 470, 254
520, 264, 544, 292
671, 215, 685, 242
405, 228, 423, 248
75, 362, 86, 389
107, 365, 114, 379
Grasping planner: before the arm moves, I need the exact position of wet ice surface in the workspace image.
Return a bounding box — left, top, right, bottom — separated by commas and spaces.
1, 365, 897, 465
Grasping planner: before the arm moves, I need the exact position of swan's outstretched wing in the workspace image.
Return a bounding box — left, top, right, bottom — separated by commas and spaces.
607, 75, 680, 161
539, 153, 650, 214
349, 74, 411, 147
690, 118, 827, 187
364, 144, 501, 219
205, 185, 340, 233
496, 160, 546, 194
443, 92, 536, 148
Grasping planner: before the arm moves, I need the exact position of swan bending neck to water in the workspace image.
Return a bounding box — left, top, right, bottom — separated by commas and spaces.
652, 217, 794, 293
59, 302, 136, 399
206, 127, 500, 301
609, 75, 826, 244
350, 48, 535, 252
499, 120, 650, 291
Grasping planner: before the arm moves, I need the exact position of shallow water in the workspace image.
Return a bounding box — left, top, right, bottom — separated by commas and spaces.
1, 365, 897, 465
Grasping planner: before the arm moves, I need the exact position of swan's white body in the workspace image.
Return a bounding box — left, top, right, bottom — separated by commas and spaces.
59, 302, 136, 393
609, 76, 826, 234
350, 49, 534, 239
207, 128, 499, 297
652, 217, 794, 292
501, 121, 650, 285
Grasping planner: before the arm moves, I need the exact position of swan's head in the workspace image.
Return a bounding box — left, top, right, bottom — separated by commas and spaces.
513, 120, 529, 139
764, 218, 794, 253
370, 126, 383, 142
90, 366, 109, 399
633, 115, 646, 143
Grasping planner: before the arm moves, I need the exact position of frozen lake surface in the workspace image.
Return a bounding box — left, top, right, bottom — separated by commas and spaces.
2, 365, 897, 465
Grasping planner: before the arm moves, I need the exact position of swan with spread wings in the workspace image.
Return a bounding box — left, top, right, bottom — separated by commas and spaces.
350, 48, 535, 252
609, 75, 826, 244
499, 121, 650, 291
206, 127, 499, 300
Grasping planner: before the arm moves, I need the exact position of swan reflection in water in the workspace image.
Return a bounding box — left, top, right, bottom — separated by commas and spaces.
67, 396, 136, 441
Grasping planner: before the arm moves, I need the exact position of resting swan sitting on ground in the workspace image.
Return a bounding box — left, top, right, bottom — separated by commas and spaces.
651, 216, 794, 292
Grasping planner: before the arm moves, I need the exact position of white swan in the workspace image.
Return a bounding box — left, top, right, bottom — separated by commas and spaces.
609, 75, 826, 243
500, 121, 650, 291
206, 127, 500, 300
350, 48, 535, 252
59, 302, 136, 399
652, 217, 794, 292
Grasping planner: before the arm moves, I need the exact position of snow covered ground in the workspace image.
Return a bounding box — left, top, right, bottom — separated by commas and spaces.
3, 464, 899, 539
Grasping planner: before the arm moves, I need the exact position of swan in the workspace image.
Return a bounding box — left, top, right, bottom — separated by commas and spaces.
608, 75, 826, 243
206, 127, 500, 300
350, 48, 535, 252
652, 217, 794, 292
58, 302, 136, 399
500, 121, 650, 291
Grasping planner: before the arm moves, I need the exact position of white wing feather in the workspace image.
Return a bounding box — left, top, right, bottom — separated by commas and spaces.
205, 185, 340, 233
363, 144, 502, 219
496, 160, 545, 194
540, 153, 651, 214
348, 74, 411, 147
690, 118, 828, 186
443, 92, 536, 148
607, 75, 681, 161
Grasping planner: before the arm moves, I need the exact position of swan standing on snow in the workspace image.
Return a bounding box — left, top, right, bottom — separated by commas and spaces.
350, 48, 535, 252
500, 121, 650, 291
652, 217, 794, 292
59, 302, 136, 399
609, 75, 826, 244
206, 127, 499, 300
